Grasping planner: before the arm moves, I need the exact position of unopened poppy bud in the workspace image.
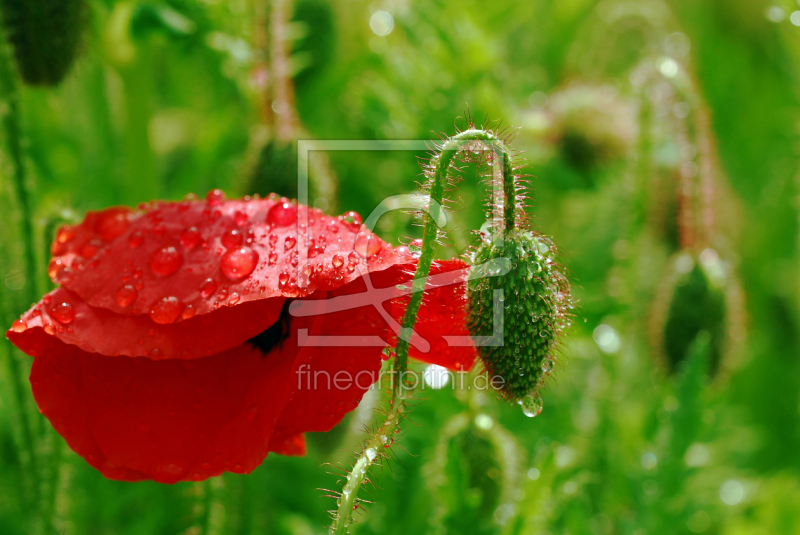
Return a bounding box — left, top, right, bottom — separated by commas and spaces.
657, 251, 728, 377
467, 228, 572, 408
428, 414, 519, 532
0, 0, 88, 86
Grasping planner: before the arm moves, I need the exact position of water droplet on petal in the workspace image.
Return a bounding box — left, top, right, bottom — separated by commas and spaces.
229, 292, 240, 305
332, 254, 344, 268
128, 231, 144, 248
181, 305, 196, 320
11, 319, 27, 333
199, 278, 218, 298
96, 208, 133, 241
279, 271, 290, 286
267, 202, 298, 227
56, 225, 76, 244
221, 229, 243, 249
180, 227, 201, 249
150, 296, 184, 324
48, 258, 64, 279
79, 239, 103, 259
341, 211, 362, 230
284, 236, 297, 251
44, 324, 56, 335
149, 246, 183, 276
355, 231, 382, 258
116, 285, 138, 307
50, 301, 75, 324
220, 247, 258, 280
234, 210, 248, 227
268, 252, 278, 266
206, 189, 225, 206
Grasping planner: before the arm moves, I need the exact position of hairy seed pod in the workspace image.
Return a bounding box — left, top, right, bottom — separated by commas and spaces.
427, 413, 519, 535
0, 0, 88, 86
655, 251, 728, 377
545, 83, 637, 183
467, 228, 571, 408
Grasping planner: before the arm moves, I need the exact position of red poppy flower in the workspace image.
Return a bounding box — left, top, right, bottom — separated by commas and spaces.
6, 191, 474, 483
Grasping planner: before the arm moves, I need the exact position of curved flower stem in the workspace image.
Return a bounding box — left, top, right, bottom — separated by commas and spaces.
328, 128, 519, 534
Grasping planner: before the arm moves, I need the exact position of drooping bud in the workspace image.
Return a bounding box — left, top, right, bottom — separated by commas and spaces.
467, 226, 572, 408
653, 250, 732, 377
427, 413, 520, 532
0, 0, 89, 86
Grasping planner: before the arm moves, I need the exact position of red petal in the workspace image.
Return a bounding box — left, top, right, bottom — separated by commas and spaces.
49, 196, 404, 318
269, 434, 307, 457
269, 267, 407, 441
8, 288, 285, 359
30, 338, 297, 483
391, 259, 476, 371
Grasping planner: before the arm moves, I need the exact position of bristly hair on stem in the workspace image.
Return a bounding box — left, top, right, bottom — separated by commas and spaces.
327, 119, 527, 534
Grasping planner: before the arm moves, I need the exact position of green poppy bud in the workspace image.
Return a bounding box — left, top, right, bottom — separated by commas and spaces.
467, 227, 572, 410
0, 0, 88, 86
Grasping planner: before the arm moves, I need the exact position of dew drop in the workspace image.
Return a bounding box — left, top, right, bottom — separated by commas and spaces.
221, 247, 259, 280
128, 231, 144, 248
56, 224, 76, 244
341, 211, 362, 230
180, 227, 201, 249
206, 189, 225, 206
332, 254, 344, 268
96, 208, 132, 241
181, 305, 196, 320
284, 236, 297, 251
279, 271, 290, 286
43, 324, 56, 335
11, 319, 27, 333
520, 392, 543, 418
79, 239, 103, 259
199, 279, 218, 298
149, 246, 183, 276
267, 202, 298, 227
221, 229, 243, 249
268, 252, 278, 266
150, 296, 184, 324
47, 258, 64, 280
542, 358, 554, 373
50, 301, 75, 324
365, 447, 377, 461
229, 292, 240, 305
116, 285, 138, 307
234, 210, 248, 227
355, 231, 382, 258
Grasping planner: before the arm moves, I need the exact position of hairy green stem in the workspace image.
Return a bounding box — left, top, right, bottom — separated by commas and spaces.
0, 18, 42, 512
328, 128, 519, 534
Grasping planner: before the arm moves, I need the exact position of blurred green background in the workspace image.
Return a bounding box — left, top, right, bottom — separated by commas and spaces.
1, 0, 800, 534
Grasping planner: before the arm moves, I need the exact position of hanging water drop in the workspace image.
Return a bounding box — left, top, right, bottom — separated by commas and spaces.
519, 392, 543, 418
